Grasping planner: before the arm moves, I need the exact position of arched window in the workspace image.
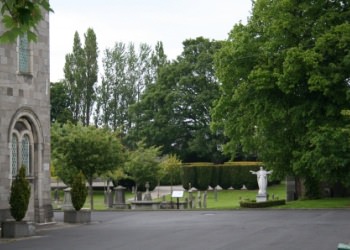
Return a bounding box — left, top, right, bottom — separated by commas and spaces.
21, 134, 30, 175
11, 134, 18, 176
10, 120, 33, 178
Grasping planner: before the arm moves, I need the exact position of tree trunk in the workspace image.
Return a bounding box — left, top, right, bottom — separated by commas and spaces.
89, 177, 94, 210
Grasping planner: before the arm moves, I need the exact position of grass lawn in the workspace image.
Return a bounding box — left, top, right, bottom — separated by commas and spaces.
52, 183, 350, 210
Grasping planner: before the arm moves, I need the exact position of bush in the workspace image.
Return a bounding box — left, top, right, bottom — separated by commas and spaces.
9, 166, 31, 221
240, 199, 286, 208
71, 172, 88, 211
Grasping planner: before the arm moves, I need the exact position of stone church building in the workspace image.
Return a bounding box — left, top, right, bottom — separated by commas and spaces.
0, 12, 53, 223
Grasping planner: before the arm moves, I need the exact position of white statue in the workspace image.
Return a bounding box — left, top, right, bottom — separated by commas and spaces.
250, 166, 273, 195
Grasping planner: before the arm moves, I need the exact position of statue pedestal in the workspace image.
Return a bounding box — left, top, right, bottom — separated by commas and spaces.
256, 194, 267, 203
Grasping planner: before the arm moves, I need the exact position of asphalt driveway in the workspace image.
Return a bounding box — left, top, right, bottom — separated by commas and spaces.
1, 210, 349, 250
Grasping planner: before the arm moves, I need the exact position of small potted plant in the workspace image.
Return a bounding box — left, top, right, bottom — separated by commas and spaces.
2, 166, 34, 238
63, 171, 90, 223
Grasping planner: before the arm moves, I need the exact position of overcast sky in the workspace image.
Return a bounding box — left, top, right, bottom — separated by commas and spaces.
49, 0, 253, 82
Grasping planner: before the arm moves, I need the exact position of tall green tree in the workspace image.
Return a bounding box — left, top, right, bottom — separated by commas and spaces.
64, 28, 98, 126
95, 41, 164, 140
212, 0, 350, 197
134, 37, 225, 162
51, 122, 124, 210
82, 28, 98, 126
64, 31, 85, 123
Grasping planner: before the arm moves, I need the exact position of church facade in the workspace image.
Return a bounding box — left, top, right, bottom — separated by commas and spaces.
0, 12, 53, 223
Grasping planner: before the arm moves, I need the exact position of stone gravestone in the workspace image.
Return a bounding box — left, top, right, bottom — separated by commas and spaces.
203, 191, 207, 208
143, 182, 152, 201
136, 191, 142, 201
113, 185, 128, 209
62, 187, 74, 211
197, 191, 201, 208
188, 189, 193, 209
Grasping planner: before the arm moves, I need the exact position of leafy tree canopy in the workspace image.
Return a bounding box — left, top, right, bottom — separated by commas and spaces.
51, 122, 124, 209
124, 140, 161, 191
212, 0, 350, 194
0, 0, 53, 43
134, 37, 226, 162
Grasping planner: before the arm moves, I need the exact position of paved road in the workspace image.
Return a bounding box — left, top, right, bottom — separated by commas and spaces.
1, 210, 350, 250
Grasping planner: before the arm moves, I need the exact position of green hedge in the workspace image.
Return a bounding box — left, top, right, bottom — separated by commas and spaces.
182, 162, 262, 190
240, 199, 286, 208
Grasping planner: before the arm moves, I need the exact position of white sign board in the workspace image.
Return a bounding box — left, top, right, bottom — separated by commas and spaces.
172, 190, 184, 198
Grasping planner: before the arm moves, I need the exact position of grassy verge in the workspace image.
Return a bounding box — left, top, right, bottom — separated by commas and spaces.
51, 184, 350, 210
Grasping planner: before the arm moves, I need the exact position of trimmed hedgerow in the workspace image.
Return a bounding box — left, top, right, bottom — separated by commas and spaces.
196, 164, 212, 191
240, 199, 286, 208
182, 162, 263, 190
209, 165, 220, 189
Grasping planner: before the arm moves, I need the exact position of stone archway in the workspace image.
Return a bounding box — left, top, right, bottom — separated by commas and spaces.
8, 107, 44, 222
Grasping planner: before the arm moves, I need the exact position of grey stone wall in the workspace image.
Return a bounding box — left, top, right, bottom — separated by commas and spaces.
0, 11, 53, 223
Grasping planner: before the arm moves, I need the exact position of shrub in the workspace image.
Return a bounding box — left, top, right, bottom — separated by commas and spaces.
71, 172, 88, 211
240, 199, 286, 208
9, 166, 31, 221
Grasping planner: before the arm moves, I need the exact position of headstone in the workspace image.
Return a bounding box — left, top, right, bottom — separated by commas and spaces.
113, 185, 129, 209
203, 191, 207, 208
197, 191, 201, 208
188, 190, 193, 209
62, 187, 74, 211
107, 189, 113, 208
143, 182, 152, 201
136, 191, 142, 201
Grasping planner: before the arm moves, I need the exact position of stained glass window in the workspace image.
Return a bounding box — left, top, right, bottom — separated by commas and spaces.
18, 34, 30, 73
22, 135, 30, 175
11, 135, 18, 177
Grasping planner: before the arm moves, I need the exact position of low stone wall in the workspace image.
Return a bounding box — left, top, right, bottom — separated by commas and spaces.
130, 201, 161, 210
